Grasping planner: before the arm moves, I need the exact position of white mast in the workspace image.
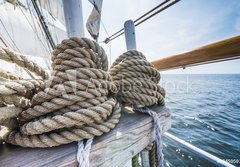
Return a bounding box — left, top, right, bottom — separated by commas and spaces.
124, 20, 137, 51
62, 0, 84, 37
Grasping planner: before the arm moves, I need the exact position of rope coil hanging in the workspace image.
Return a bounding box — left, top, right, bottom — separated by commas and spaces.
0, 37, 165, 150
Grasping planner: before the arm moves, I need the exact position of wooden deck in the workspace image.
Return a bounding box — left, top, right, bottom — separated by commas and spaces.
0, 106, 171, 167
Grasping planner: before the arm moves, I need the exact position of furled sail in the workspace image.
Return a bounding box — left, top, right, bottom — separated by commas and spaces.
86, 0, 102, 40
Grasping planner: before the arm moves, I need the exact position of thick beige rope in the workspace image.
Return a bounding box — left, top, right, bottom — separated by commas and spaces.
0, 106, 22, 123
109, 50, 165, 106
0, 46, 47, 129
0, 79, 45, 124
2, 37, 165, 148
0, 47, 49, 79
0, 95, 30, 108
4, 38, 121, 147
0, 70, 22, 80
0, 79, 45, 98
0, 47, 47, 135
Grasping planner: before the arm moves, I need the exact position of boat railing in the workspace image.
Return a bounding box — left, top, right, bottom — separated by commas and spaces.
164, 132, 236, 167
129, 19, 240, 167
114, 24, 239, 167
151, 35, 240, 71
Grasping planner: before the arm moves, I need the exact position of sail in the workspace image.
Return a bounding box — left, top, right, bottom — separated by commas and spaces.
86, 0, 103, 40
0, 0, 67, 72
36, 0, 66, 31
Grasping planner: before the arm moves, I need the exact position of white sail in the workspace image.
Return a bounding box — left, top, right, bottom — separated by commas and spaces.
37, 0, 66, 30
0, 0, 67, 71
86, 0, 103, 40
0, 0, 66, 68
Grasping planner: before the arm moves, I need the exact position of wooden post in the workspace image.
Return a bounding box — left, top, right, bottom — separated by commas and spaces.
124, 20, 149, 167
62, 0, 85, 37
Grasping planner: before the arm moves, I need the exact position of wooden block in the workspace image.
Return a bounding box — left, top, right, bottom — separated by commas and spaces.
0, 106, 171, 167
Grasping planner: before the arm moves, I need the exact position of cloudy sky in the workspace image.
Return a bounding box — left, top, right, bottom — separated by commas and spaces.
1, 0, 239, 74
82, 0, 240, 74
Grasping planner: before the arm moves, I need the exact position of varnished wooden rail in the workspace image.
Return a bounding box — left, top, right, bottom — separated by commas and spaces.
0, 106, 171, 167
151, 35, 240, 71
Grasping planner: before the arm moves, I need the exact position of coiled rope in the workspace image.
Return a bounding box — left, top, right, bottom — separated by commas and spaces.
0, 37, 165, 165
0, 47, 49, 79
0, 47, 46, 129
3, 38, 121, 148
0, 70, 23, 80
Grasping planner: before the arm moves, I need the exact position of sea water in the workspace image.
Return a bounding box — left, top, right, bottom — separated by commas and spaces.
161, 74, 240, 167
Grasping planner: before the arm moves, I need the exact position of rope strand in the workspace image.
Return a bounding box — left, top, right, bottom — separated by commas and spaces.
134, 107, 164, 167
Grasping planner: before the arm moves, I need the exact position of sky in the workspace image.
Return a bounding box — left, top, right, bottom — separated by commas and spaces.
81, 0, 240, 74
0, 0, 239, 74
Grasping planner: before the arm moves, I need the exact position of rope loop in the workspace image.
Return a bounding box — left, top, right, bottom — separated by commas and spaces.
134, 107, 164, 167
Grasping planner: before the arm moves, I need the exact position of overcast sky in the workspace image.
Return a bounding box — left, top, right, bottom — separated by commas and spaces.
82, 0, 240, 74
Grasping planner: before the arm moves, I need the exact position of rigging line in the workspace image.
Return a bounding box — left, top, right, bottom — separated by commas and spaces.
46, 0, 60, 43
37, 20, 56, 54
100, 19, 112, 65
135, 0, 180, 26
0, 34, 9, 47
31, 0, 55, 49
14, 2, 51, 70
99, 19, 110, 40
34, 15, 53, 51
101, 20, 109, 36
37, 20, 53, 53
31, 19, 51, 54
0, 10, 36, 78
104, 30, 123, 43
134, 0, 170, 23
25, 3, 52, 70
27, 1, 50, 47
18, 5, 52, 54
28, 2, 52, 54
33, 0, 55, 50
105, 0, 171, 41
103, 0, 180, 43
0, 37, 8, 47
103, 0, 170, 42
0, 17, 21, 52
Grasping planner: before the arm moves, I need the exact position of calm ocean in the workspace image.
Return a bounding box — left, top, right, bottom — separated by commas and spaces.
161, 74, 240, 167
